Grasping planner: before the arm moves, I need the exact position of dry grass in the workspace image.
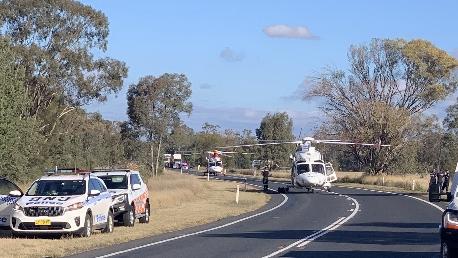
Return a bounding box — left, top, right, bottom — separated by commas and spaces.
0, 171, 269, 258
337, 172, 430, 192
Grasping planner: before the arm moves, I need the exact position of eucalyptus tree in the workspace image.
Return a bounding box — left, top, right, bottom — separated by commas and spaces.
0, 0, 128, 137
127, 73, 192, 175
307, 38, 458, 173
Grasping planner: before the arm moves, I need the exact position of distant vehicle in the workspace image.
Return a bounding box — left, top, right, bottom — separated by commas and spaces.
0, 178, 23, 229
181, 162, 189, 170
252, 160, 262, 169
92, 169, 150, 227
438, 165, 458, 257
10, 168, 114, 237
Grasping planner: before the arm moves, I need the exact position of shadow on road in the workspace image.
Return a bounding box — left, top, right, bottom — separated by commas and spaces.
346, 222, 439, 229
204, 229, 439, 246
280, 250, 438, 258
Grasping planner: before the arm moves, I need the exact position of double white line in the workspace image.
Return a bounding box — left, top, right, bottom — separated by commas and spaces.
263, 194, 360, 258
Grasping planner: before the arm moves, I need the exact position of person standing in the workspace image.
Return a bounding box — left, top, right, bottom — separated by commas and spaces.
262, 166, 270, 191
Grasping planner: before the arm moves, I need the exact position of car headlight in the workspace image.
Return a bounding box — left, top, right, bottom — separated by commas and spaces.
65, 202, 85, 212
14, 204, 24, 212
117, 194, 126, 203
443, 211, 458, 230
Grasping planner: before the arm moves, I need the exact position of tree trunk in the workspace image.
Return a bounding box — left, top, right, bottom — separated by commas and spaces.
155, 134, 163, 177
150, 142, 155, 176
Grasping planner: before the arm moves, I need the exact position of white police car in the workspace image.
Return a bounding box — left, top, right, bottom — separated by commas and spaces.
92, 169, 150, 227
0, 178, 23, 229
10, 169, 114, 237
440, 171, 458, 257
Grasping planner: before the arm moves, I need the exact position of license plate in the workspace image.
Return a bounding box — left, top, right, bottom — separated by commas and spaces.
34, 219, 51, 226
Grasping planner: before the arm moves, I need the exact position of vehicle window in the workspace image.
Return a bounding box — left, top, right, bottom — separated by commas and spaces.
99, 175, 128, 189
209, 162, 216, 166
89, 179, 99, 192
130, 174, 141, 186
312, 164, 325, 174
216, 161, 222, 166
95, 179, 107, 192
296, 164, 310, 174
26, 180, 85, 196
0, 179, 21, 195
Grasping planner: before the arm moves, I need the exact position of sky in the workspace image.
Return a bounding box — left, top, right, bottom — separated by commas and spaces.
84, 0, 458, 136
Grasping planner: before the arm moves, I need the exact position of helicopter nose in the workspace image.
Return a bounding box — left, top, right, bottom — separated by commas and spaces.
300, 173, 319, 186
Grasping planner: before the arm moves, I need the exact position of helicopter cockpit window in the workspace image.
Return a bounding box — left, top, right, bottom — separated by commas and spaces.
296, 164, 310, 174
312, 164, 325, 174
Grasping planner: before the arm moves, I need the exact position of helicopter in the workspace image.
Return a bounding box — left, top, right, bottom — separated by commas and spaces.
204, 150, 239, 176
217, 137, 390, 193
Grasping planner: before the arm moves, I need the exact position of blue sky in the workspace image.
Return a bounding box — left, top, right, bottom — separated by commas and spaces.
84, 0, 458, 136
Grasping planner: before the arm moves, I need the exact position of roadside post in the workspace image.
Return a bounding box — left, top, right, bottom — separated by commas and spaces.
244, 178, 247, 191
412, 180, 415, 191
236, 184, 240, 204
207, 171, 210, 181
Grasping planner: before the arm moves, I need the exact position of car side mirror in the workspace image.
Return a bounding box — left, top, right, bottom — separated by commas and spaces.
89, 189, 101, 196
8, 190, 22, 197
132, 184, 141, 191
447, 192, 454, 202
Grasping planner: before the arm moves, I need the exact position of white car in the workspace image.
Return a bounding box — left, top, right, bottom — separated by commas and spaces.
10, 171, 114, 237
92, 169, 150, 227
0, 178, 23, 229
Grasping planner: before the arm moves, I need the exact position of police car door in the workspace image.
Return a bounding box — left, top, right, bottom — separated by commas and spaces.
88, 178, 107, 225
0, 178, 22, 227
130, 173, 145, 215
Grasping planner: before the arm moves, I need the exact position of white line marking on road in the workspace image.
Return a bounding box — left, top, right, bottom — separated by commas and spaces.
96, 177, 288, 258
400, 194, 445, 212
262, 193, 360, 258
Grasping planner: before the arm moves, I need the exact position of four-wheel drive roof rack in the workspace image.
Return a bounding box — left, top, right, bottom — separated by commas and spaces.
45, 167, 90, 176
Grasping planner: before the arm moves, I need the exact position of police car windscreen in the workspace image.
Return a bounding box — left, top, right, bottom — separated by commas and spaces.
26, 180, 85, 196
98, 175, 128, 189
0, 179, 21, 195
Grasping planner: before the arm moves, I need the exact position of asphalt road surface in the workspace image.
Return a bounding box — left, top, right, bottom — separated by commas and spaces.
70, 172, 445, 258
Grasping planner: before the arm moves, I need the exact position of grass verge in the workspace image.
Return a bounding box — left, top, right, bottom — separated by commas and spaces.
0, 171, 269, 258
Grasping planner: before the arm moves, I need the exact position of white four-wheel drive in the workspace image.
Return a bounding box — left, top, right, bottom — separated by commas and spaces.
10, 171, 114, 237
92, 169, 150, 227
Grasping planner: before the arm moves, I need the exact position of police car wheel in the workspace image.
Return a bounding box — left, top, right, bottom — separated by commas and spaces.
81, 213, 93, 237
139, 203, 150, 224
123, 206, 135, 227
102, 211, 114, 233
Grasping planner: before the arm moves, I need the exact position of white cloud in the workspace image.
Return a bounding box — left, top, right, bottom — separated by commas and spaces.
263, 24, 317, 40
220, 47, 245, 62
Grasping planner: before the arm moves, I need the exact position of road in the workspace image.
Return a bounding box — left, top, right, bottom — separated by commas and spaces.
70, 173, 445, 258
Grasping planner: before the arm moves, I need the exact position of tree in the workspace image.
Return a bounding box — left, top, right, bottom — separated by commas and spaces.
0, 0, 128, 135
0, 39, 41, 180
256, 112, 294, 166
127, 73, 192, 175
307, 38, 458, 173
